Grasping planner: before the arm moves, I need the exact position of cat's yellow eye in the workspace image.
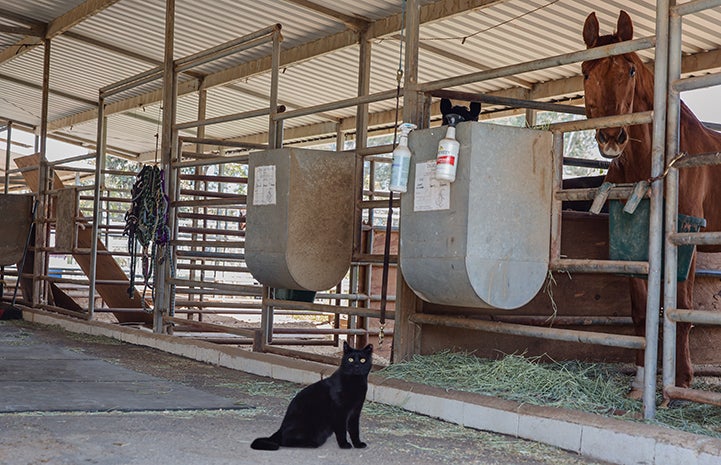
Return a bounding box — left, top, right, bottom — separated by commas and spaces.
348, 357, 354, 362
360, 358, 366, 363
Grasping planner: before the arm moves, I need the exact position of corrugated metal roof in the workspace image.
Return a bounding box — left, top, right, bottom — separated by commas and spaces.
2, 0, 721, 159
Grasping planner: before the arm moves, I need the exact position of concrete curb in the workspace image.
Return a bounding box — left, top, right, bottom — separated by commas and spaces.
22, 309, 721, 465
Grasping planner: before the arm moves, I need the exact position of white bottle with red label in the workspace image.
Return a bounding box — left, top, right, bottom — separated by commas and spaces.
435, 114, 461, 182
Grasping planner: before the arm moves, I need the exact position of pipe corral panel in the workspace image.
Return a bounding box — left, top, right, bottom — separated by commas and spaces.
246, 148, 355, 291
400, 122, 552, 309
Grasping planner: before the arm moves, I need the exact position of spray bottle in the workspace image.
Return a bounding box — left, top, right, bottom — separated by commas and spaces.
435, 114, 462, 182
389, 123, 418, 193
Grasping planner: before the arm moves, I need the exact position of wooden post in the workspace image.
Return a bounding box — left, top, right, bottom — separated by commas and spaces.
393, 0, 423, 362
156, 0, 177, 333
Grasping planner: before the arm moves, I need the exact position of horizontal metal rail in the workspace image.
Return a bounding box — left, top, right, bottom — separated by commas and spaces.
549, 111, 654, 133
550, 259, 649, 275
267, 298, 393, 320
172, 153, 250, 169
669, 231, 721, 246
175, 263, 248, 273
178, 174, 247, 184
174, 197, 247, 208
665, 308, 721, 325
172, 239, 245, 248
177, 226, 245, 237
410, 313, 645, 350
176, 250, 245, 260
169, 278, 262, 295
174, 24, 280, 72
48, 152, 97, 166
664, 386, 721, 407
419, 37, 656, 93
672, 0, 721, 16
555, 185, 636, 201
275, 88, 402, 121
430, 89, 585, 115
175, 105, 284, 131
177, 212, 245, 223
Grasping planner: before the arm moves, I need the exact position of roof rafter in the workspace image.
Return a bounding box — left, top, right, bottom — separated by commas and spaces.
281, 0, 370, 32
47, 0, 507, 131
0, 0, 121, 65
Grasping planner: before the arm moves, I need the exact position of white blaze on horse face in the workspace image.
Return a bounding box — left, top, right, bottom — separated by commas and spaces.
584, 57, 636, 159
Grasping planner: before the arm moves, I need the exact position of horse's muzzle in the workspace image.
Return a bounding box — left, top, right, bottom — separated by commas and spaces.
596, 127, 628, 158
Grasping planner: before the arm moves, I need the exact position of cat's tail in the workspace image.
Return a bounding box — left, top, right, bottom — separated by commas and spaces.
250, 431, 281, 451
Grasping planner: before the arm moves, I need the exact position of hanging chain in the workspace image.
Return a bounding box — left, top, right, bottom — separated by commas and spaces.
378, 0, 406, 348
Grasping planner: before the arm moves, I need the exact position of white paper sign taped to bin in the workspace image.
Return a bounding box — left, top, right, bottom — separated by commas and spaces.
253, 165, 277, 205
414, 161, 450, 212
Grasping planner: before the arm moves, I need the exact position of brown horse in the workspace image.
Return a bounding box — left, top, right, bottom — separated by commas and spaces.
582, 10, 721, 398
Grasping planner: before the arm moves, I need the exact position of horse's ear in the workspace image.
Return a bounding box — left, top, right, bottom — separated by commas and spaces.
440, 98, 452, 114
469, 102, 481, 119
583, 12, 599, 48
616, 10, 633, 41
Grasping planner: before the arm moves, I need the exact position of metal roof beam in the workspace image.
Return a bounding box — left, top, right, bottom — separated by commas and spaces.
0, 24, 45, 36
281, 0, 369, 32
0, 0, 121, 64
0, 73, 97, 106
47, 0, 506, 131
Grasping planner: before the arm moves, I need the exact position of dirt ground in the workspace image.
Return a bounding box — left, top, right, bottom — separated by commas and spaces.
0, 320, 612, 465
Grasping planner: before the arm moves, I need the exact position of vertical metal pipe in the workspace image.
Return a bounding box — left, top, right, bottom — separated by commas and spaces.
259, 28, 282, 347
33, 39, 51, 308
156, 0, 177, 333
4, 122, 11, 193
642, 0, 672, 420
353, 27, 372, 257
188, 87, 208, 316
2, 121, 10, 285
663, 9, 684, 400
268, 29, 282, 149
88, 96, 106, 320
550, 131, 564, 262
260, 284, 274, 348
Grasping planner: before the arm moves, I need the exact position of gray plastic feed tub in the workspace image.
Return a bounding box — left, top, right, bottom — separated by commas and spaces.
246, 148, 355, 291
400, 122, 552, 310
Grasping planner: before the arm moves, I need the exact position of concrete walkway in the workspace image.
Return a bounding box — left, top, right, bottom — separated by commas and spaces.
5, 309, 721, 464
0, 318, 610, 465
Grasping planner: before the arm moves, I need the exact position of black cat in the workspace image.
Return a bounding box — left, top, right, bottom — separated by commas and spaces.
250, 342, 373, 450
440, 98, 481, 125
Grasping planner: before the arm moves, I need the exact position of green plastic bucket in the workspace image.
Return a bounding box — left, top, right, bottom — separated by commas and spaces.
275, 288, 317, 302
609, 199, 706, 281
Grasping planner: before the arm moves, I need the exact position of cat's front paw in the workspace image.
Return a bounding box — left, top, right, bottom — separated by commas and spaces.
338, 441, 352, 449
352, 441, 367, 449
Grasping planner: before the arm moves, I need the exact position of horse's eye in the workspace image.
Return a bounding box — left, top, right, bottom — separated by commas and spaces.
629, 66, 636, 77
583, 73, 589, 81
360, 358, 366, 363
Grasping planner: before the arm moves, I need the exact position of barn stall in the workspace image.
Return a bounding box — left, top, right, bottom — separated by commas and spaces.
2, 0, 721, 421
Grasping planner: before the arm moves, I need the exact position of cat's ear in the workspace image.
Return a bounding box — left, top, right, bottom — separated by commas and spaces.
343, 341, 350, 352
440, 98, 452, 115
363, 344, 373, 354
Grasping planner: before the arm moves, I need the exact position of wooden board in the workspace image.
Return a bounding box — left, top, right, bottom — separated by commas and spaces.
15, 154, 152, 325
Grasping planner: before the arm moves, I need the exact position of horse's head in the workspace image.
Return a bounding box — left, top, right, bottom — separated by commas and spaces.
440, 98, 481, 125
581, 11, 639, 159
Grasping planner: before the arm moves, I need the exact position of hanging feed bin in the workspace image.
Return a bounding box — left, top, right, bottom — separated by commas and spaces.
609, 199, 706, 281
400, 122, 553, 310
0, 194, 33, 266
246, 148, 355, 292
